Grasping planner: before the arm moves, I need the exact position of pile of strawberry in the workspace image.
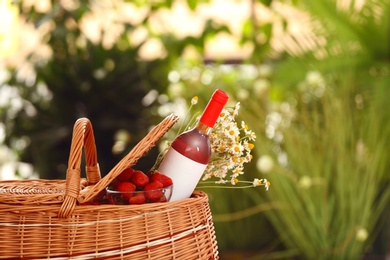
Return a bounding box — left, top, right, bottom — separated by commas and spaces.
107, 167, 173, 205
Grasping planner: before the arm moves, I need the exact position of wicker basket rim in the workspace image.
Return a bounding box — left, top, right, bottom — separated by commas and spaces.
0, 114, 179, 217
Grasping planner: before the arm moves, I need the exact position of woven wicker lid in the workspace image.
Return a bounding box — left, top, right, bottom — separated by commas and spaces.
0, 114, 179, 209
78, 113, 179, 203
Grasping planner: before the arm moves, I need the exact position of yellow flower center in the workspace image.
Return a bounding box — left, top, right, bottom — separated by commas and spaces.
191, 96, 198, 105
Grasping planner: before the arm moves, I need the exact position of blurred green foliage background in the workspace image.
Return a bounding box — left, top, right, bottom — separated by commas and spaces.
1, 0, 389, 259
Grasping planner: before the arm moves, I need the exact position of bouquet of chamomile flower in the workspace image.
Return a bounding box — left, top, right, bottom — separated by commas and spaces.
154, 96, 270, 191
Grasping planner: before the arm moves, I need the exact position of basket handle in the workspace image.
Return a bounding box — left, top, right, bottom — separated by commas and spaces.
58, 117, 101, 218
78, 113, 179, 204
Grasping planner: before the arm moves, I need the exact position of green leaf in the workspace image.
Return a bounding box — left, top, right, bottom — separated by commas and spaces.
187, 0, 198, 10
258, 0, 273, 7
260, 22, 272, 42
240, 19, 253, 43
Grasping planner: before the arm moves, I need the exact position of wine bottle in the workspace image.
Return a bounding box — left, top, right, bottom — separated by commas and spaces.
158, 89, 229, 201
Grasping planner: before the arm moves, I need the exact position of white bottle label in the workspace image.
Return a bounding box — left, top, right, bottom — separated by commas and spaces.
158, 148, 207, 201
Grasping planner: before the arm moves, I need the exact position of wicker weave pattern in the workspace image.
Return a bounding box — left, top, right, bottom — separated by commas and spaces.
79, 113, 180, 204
0, 114, 219, 259
0, 117, 99, 206
0, 191, 217, 259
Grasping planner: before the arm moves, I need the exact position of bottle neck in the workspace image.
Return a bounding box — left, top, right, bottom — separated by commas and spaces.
195, 121, 212, 135
199, 90, 229, 128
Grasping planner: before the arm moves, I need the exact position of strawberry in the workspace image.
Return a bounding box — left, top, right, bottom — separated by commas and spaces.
130, 170, 149, 187
159, 195, 168, 202
129, 193, 146, 204
117, 167, 135, 182
144, 181, 163, 202
110, 179, 121, 190
146, 170, 154, 179
107, 194, 117, 205
151, 171, 173, 187
117, 181, 136, 201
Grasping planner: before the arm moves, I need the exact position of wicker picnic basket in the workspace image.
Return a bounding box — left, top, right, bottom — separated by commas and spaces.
0, 114, 219, 259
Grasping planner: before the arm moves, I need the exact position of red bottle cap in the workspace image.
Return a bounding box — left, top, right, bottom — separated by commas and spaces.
199, 89, 229, 128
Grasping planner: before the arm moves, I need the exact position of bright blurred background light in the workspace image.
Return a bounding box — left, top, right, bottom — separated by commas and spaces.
0, 0, 19, 58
